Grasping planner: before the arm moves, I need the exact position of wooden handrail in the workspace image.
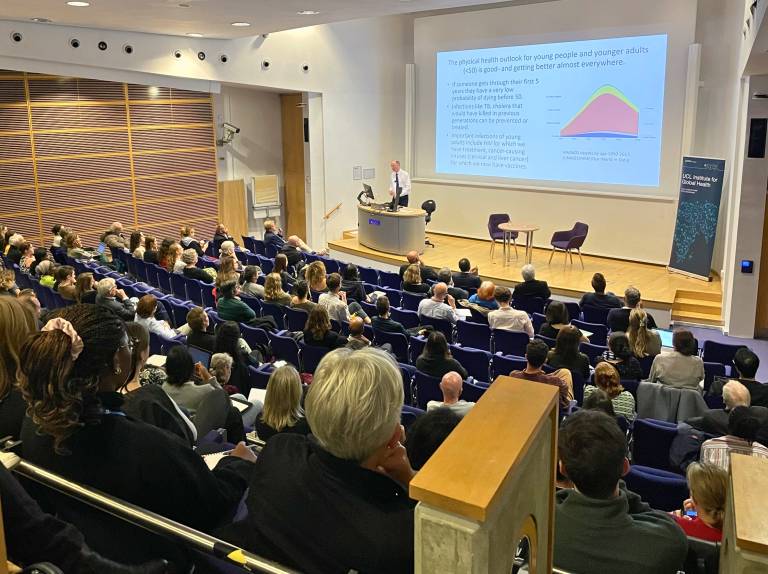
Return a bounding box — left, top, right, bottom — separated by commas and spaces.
323, 202, 342, 220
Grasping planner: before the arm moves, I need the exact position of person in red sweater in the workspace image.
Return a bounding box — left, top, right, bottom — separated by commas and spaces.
672, 462, 727, 542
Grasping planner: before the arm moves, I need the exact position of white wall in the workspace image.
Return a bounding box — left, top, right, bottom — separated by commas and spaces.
410, 0, 697, 264
0, 15, 413, 247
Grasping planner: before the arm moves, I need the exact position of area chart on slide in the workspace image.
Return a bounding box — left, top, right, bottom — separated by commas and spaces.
435, 34, 667, 187
560, 85, 639, 138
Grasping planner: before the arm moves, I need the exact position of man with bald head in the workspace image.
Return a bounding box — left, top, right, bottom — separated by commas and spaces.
398, 250, 437, 282
427, 371, 475, 417
264, 219, 328, 256
345, 316, 371, 350
686, 379, 768, 436
417, 282, 458, 324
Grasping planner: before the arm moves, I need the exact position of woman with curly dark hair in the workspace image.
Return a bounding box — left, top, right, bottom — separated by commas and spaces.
19, 304, 255, 531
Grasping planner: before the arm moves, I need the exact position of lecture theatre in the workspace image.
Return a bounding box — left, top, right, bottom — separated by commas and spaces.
1, 0, 768, 572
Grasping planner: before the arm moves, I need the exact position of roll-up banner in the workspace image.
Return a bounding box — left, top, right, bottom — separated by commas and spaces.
668, 156, 726, 281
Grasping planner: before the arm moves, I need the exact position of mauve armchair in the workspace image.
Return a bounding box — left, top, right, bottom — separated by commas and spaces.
488, 213, 516, 259
549, 221, 589, 268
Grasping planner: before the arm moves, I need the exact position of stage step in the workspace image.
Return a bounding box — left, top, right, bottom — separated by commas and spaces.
342, 229, 358, 240
672, 290, 722, 327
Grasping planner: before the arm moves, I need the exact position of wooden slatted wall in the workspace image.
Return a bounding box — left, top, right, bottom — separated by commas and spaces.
0, 70, 218, 247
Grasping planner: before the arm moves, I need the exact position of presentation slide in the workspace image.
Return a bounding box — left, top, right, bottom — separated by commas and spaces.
435, 34, 668, 187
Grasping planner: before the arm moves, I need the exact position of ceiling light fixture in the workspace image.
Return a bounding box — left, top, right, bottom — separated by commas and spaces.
66, 1, 91, 6
186, 33, 203, 37
231, 22, 251, 27
297, 10, 320, 15
30, 17, 53, 23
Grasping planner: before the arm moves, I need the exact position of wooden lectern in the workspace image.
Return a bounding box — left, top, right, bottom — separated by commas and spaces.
410, 376, 560, 574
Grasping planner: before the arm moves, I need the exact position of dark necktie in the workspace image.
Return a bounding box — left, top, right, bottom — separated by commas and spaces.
395, 172, 400, 189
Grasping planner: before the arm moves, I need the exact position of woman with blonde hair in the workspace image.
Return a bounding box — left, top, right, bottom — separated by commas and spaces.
264, 272, 292, 306
254, 364, 309, 440
74, 272, 97, 304
402, 264, 430, 295
179, 224, 208, 257
170, 243, 185, 274
583, 362, 636, 420
627, 308, 661, 358
216, 255, 240, 289
0, 298, 37, 439
65, 234, 96, 260
305, 260, 327, 293
673, 462, 728, 542
0, 269, 18, 297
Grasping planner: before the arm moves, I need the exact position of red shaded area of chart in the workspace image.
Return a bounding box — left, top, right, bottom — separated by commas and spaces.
560, 86, 639, 138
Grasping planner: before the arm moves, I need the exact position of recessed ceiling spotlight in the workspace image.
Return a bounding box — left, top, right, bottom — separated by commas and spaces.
297, 10, 320, 15
66, 1, 91, 6
186, 32, 203, 37
231, 22, 251, 27
31, 17, 53, 23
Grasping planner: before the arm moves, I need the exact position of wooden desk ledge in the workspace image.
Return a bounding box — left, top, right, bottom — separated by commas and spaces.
731, 454, 768, 555
409, 376, 559, 523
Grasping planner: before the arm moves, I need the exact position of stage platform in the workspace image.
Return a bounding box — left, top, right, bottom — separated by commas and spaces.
328, 231, 723, 325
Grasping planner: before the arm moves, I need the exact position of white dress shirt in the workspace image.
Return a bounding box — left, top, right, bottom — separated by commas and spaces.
390, 168, 411, 197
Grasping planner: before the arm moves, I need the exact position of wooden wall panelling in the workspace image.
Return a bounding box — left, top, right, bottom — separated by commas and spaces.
281, 93, 306, 239
0, 70, 219, 246
217, 179, 249, 244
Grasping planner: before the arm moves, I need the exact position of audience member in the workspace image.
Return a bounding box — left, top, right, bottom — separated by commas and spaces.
402, 264, 431, 295
29, 246, 49, 276
510, 340, 570, 409
16, 288, 41, 322
452, 257, 481, 290
215, 255, 240, 288
584, 363, 636, 420
65, 234, 96, 260
539, 300, 570, 339
648, 329, 704, 389
434, 267, 468, 300
597, 333, 643, 381
50, 223, 63, 247
468, 281, 499, 310
119, 322, 195, 445
213, 223, 236, 253
264, 272, 292, 306
427, 371, 475, 417
416, 331, 468, 379
0, 298, 37, 439
582, 388, 616, 417
19, 304, 256, 532
547, 325, 590, 380
95, 277, 136, 321
162, 346, 231, 421
513, 264, 551, 300
303, 306, 348, 349
263, 219, 325, 256
219, 241, 242, 271
54, 265, 77, 301
418, 282, 459, 324
372, 295, 411, 337
686, 380, 767, 436
129, 231, 144, 259
5, 233, 24, 265
0, 269, 19, 298
346, 316, 372, 350
179, 225, 208, 257
672, 462, 727, 542
399, 250, 438, 282
164, 242, 183, 273
222, 348, 415, 573
186, 307, 216, 352
579, 272, 622, 309
214, 321, 258, 395
732, 348, 768, 407
101, 221, 127, 251
254, 364, 310, 440
305, 260, 328, 293
143, 235, 159, 265
217, 280, 256, 323
405, 407, 462, 470
554, 410, 687, 573
71, 269, 92, 304
341, 263, 370, 302
487, 286, 533, 336
135, 294, 177, 339
239, 265, 264, 298
17, 241, 34, 274
607, 286, 658, 333
290, 280, 316, 313
279, 236, 305, 267
627, 308, 661, 358
700, 406, 768, 470
319, 273, 370, 324
35, 260, 55, 287
273, 253, 297, 290
181, 248, 213, 283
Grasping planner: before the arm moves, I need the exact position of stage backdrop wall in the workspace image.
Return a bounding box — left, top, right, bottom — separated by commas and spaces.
411, 0, 697, 264
0, 69, 218, 247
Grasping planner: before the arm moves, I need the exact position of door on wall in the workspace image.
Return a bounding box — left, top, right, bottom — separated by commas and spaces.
755, 197, 768, 338
281, 93, 306, 239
